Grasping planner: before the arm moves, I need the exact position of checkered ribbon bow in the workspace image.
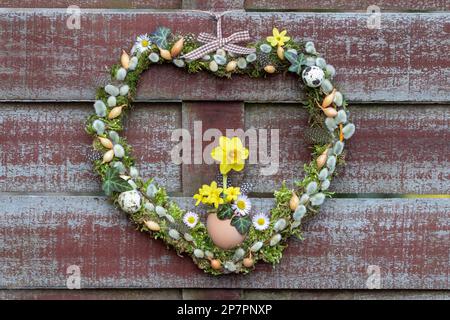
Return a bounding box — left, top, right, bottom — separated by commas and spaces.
182, 12, 255, 61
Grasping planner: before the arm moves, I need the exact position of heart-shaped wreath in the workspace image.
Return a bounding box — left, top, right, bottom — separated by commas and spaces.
85, 14, 356, 275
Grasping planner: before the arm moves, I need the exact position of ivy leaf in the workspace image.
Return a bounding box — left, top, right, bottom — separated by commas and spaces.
217, 204, 234, 220
102, 167, 133, 196
149, 27, 171, 49
231, 215, 252, 235
286, 53, 306, 75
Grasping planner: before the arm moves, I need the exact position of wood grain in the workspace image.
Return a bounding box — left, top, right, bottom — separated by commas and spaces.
0, 195, 448, 289
181, 102, 245, 195
244, 0, 450, 11
0, 103, 182, 193
0, 10, 449, 102
245, 104, 450, 194
1, 103, 448, 194
0, 1, 182, 9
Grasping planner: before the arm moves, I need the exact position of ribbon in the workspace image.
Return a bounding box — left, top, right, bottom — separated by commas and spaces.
181, 12, 255, 61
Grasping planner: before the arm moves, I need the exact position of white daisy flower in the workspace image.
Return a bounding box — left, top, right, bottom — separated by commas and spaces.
252, 213, 270, 231
135, 34, 151, 53
183, 211, 199, 229
232, 195, 252, 216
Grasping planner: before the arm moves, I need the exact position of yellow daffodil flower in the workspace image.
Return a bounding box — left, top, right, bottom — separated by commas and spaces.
267, 28, 290, 47
211, 136, 249, 175
224, 186, 241, 203
193, 181, 224, 208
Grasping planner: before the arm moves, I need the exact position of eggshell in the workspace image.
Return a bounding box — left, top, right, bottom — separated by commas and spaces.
207, 213, 245, 250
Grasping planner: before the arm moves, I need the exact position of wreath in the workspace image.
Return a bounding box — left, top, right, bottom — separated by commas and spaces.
85, 13, 356, 275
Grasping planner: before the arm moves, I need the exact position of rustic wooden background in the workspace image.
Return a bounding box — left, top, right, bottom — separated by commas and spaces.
0, 0, 449, 300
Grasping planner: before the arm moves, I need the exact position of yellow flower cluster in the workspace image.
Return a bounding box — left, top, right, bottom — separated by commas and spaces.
193, 182, 241, 209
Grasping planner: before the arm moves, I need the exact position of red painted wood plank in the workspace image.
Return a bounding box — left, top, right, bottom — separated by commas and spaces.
0, 103, 182, 193
0, 195, 448, 289
0, 10, 449, 102
0, 103, 448, 194
0, 1, 181, 9
245, 104, 450, 194
244, 0, 450, 11
181, 102, 245, 195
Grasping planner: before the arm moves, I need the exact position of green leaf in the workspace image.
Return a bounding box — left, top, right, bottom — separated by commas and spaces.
217, 204, 233, 220
231, 215, 251, 235
284, 50, 298, 64
149, 27, 171, 49
102, 167, 133, 196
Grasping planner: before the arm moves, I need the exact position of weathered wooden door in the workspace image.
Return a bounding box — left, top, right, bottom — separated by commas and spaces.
0, 1, 449, 299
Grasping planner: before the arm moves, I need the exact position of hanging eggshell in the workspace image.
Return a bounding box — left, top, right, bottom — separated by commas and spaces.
322, 107, 338, 118
289, 192, 299, 211
277, 46, 285, 60
107, 96, 117, 107
237, 57, 247, 69
194, 249, 205, 259
184, 233, 194, 242
128, 56, 138, 70
119, 85, 129, 96
305, 56, 316, 66
327, 156, 337, 169
108, 105, 123, 119
274, 218, 287, 232
243, 258, 254, 268
159, 48, 172, 60
105, 84, 119, 97
129, 166, 139, 178
224, 261, 237, 272
342, 123, 356, 139
112, 161, 126, 174
202, 55, 211, 61
149, 52, 160, 63
322, 89, 337, 108
286, 48, 298, 56
170, 37, 184, 57
118, 190, 141, 214
233, 248, 245, 261
246, 53, 257, 62
116, 67, 127, 81
209, 60, 218, 72
92, 119, 105, 135
144, 220, 160, 231
302, 66, 324, 88
102, 149, 114, 163
250, 241, 263, 252
98, 137, 113, 149
144, 202, 154, 212
113, 144, 125, 158
213, 54, 227, 65
264, 65, 276, 73
206, 213, 245, 250
226, 60, 237, 72
121, 50, 130, 69
168, 229, 180, 240
94, 100, 107, 117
